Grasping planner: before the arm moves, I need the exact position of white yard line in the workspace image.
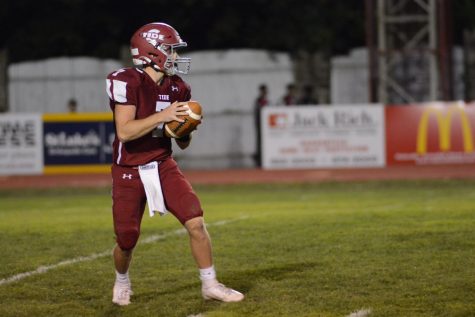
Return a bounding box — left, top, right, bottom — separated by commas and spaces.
346, 308, 372, 317
0, 217, 245, 286
189, 308, 373, 317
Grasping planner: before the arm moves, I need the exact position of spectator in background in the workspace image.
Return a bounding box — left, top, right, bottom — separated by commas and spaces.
254, 84, 269, 167
67, 98, 78, 113
298, 84, 318, 105
280, 83, 297, 106
255, 84, 269, 109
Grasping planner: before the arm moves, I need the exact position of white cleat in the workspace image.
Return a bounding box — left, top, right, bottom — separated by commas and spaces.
202, 283, 244, 302
112, 283, 133, 306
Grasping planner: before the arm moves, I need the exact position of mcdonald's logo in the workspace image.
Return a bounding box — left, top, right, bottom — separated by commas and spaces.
417, 104, 474, 155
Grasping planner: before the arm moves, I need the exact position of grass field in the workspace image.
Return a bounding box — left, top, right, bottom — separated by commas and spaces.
0, 180, 474, 317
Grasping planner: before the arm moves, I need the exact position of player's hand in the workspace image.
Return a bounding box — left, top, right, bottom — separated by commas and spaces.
160, 101, 189, 123
195, 115, 203, 130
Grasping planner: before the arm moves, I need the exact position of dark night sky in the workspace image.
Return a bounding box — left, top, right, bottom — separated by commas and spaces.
1, 0, 474, 63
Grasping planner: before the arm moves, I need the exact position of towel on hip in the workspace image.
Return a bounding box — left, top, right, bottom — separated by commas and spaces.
138, 161, 168, 217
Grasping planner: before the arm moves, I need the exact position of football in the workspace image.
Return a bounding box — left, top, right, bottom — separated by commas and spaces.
164, 101, 203, 138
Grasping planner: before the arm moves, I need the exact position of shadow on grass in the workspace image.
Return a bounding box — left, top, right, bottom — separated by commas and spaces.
126, 261, 320, 316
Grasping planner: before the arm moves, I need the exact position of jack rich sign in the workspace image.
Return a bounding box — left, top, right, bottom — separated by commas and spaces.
262, 105, 386, 169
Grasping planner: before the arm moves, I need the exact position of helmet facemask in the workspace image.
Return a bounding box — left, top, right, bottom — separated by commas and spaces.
156, 42, 191, 76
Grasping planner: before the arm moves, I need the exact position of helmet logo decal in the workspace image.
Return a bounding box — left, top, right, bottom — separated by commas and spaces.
142, 29, 165, 46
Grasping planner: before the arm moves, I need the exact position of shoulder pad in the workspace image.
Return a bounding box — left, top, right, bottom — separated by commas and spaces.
106, 68, 143, 104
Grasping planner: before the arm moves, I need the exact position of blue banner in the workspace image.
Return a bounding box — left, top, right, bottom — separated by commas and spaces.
43, 121, 114, 165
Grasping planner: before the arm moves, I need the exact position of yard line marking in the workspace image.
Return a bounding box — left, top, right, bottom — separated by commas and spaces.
346, 308, 372, 317
0, 251, 111, 286
0, 217, 247, 286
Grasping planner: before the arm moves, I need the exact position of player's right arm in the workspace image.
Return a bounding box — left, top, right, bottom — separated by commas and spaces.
114, 102, 188, 143
107, 69, 188, 143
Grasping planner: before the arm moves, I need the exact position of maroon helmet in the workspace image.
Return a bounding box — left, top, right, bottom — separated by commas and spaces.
130, 22, 191, 75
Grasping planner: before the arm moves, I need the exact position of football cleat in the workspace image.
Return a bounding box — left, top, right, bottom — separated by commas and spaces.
112, 283, 133, 306
202, 283, 244, 302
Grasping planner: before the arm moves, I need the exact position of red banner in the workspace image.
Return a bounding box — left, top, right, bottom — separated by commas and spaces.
386, 102, 475, 165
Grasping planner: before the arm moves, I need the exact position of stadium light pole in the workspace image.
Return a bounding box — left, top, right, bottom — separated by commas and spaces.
366, 0, 453, 104
0, 49, 8, 112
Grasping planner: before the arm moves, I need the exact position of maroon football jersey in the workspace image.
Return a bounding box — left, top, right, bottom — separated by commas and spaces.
106, 67, 191, 166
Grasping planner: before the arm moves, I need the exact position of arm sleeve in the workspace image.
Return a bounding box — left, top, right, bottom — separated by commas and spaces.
106, 69, 139, 105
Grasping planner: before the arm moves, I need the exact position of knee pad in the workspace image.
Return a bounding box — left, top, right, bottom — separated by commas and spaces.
116, 229, 140, 251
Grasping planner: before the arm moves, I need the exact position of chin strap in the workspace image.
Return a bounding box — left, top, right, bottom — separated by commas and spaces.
147, 62, 169, 76
149, 61, 160, 72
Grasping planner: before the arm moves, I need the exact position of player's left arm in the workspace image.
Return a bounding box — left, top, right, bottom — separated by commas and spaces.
174, 83, 194, 150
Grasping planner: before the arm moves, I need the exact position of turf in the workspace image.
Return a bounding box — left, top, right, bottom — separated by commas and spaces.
0, 180, 474, 316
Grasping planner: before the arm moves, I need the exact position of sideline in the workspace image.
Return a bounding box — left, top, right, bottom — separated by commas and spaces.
2, 165, 475, 190
0, 218, 246, 286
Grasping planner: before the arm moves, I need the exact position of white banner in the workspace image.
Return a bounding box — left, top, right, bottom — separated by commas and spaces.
0, 114, 43, 175
261, 105, 386, 169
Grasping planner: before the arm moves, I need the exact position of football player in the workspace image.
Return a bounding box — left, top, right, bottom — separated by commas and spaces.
106, 22, 244, 306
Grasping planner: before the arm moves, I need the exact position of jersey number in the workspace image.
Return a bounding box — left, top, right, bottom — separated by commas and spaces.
152, 101, 170, 138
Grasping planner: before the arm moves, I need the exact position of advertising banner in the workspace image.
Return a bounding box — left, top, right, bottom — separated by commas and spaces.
43, 122, 114, 164
386, 102, 475, 165
0, 114, 43, 175
43, 113, 114, 173
261, 105, 385, 169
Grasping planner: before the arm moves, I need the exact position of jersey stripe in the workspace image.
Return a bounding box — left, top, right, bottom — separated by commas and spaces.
112, 80, 128, 103
116, 141, 123, 164
106, 79, 113, 100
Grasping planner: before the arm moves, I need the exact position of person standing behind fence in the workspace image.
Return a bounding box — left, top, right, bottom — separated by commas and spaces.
253, 84, 269, 167
298, 84, 318, 105
67, 98, 78, 113
280, 83, 298, 106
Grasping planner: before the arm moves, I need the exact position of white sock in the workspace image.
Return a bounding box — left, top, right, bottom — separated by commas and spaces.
115, 271, 130, 286
199, 265, 218, 287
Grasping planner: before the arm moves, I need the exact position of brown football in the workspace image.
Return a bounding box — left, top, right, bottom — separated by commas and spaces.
164, 101, 203, 138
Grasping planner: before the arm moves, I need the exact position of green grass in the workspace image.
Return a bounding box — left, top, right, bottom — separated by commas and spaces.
0, 180, 474, 317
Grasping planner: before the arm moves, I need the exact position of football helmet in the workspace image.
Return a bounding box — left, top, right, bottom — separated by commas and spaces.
130, 22, 191, 75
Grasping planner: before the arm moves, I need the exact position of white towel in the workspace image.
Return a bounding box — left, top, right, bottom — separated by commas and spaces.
138, 161, 167, 217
